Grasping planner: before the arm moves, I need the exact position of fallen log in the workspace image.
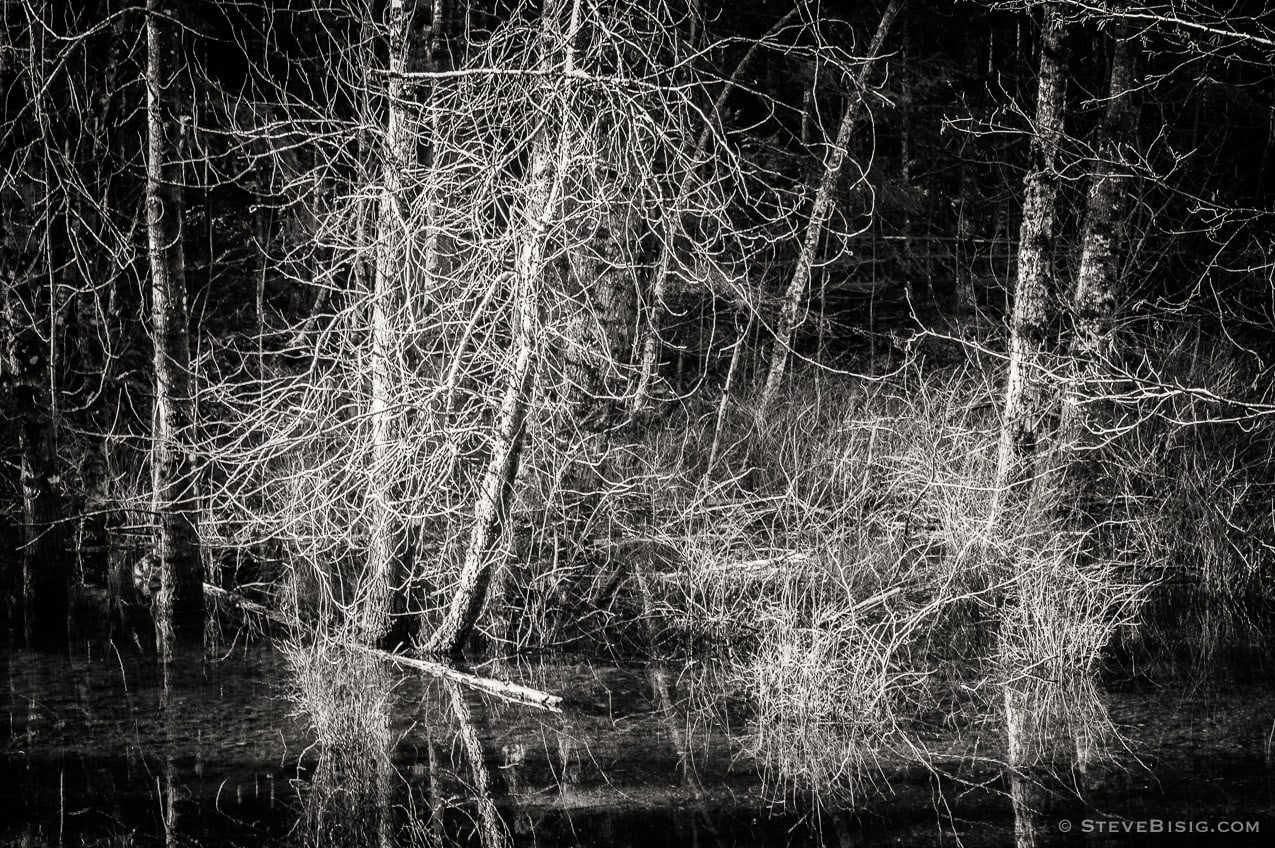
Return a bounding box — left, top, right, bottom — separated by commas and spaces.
202, 583, 563, 713
350, 644, 563, 713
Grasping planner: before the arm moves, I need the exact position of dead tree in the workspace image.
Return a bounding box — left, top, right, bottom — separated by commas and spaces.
363, 0, 420, 647
422, 0, 582, 656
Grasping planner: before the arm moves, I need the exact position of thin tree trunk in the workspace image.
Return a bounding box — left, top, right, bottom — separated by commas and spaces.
757, 0, 904, 420
954, 151, 980, 317
364, 0, 418, 647
899, 20, 917, 308
953, 31, 983, 318
631, 9, 798, 413
2, 6, 68, 649
2, 272, 67, 648
423, 0, 581, 656
986, 3, 1068, 527
146, 0, 202, 649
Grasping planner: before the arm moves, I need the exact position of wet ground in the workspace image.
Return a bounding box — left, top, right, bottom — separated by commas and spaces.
2, 640, 1274, 847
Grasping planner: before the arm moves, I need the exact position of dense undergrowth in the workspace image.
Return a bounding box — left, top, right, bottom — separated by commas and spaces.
485, 333, 1275, 801
18, 327, 1274, 806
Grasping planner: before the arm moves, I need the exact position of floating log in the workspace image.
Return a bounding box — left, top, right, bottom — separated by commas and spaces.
202, 583, 563, 713
349, 644, 563, 713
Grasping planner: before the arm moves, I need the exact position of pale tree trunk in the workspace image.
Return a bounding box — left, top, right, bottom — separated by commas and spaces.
363, 0, 419, 647
986, 3, 1068, 527
146, 0, 202, 649
756, 0, 904, 420
630, 9, 798, 413
423, 0, 581, 656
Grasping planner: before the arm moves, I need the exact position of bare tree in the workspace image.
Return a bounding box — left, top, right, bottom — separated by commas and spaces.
422, 0, 583, 655
757, 0, 905, 421
630, 8, 798, 414
146, 0, 202, 647
1059, 26, 1136, 489
0, 2, 69, 648
362, 0, 422, 646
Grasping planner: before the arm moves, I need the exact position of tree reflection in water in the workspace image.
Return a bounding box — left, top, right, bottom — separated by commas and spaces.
286, 641, 514, 848
285, 640, 400, 847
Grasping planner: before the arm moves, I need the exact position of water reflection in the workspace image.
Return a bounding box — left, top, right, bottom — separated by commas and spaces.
285, 640, 400, 847
2, 641, 1273, 846
443, 679, 510, 848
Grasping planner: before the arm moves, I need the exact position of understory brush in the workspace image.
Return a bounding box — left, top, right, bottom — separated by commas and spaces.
631, 341, 1274, 799
1096, 335, 1275, 678
284, 637, 398, 844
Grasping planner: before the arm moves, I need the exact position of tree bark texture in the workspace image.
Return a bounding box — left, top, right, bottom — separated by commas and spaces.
146, 0, 203, 648
423, 0, 581, 656
1058, 28, 1135, 519
987, 4, 1068, 526
757, 0, 904, 419
363, 0, 419, 647
1069, 32, 1133, 387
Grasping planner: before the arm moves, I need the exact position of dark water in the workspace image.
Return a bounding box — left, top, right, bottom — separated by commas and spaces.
3, 642, 1274, 847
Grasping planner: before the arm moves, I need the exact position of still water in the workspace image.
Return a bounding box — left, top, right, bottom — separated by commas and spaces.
3, 641, 1273, 847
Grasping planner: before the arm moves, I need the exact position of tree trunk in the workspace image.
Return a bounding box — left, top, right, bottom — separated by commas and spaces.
954, 152, 979, 317
1058, 28, 1135, 516
986, 3, 1068, 527
146, 0, 202, 649
757, 0, 904, 420
953, 30, 984, 318
1, 8, 69, 649
423, 0, 581, 656
630, 8, 798, 414
899, 24, 916, 308
363, 0, 419, 647
2, 269, 68, 648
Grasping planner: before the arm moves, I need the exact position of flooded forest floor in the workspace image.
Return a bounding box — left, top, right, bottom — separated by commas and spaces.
3, 638, 1274, 847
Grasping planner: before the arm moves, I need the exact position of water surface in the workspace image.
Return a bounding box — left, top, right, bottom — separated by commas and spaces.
3, 642, 1273, 846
